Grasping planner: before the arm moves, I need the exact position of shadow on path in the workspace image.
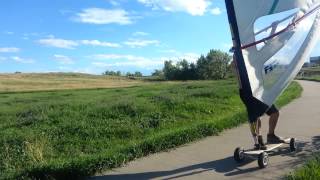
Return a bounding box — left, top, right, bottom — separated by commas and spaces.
91, 156, 256, 180
91, 136, 320, 180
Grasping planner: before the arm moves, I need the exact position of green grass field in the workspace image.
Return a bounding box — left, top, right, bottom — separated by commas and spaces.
0, 79, 302, 179
286, 154, 320, 180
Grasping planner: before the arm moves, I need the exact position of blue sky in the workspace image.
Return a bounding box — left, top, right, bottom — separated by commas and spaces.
0, 0, 319, 75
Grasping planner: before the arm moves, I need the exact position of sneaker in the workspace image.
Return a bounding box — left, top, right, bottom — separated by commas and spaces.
254, 144, 261, 150
258, 135, 267, 150
267, 134, 285, 144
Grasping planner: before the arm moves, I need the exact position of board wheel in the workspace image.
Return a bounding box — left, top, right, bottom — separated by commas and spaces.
258, 152, 268, 168
234, 147, 245, 163
290, 138, 297, 152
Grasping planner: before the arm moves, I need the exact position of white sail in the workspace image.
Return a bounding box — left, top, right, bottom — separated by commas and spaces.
225, 0, 320, 117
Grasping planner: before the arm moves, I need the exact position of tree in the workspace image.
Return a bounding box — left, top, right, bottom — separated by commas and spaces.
103, 70, 122, 76
196, 55, 209, 80
161, 49, 231, 81
163, 60, 178, 80
177, 59, 189, 80
206, 50, 231, 79
134, 71, 143, 77
126, 72, 133, 77
152, 69, 164, 77
197, 50, 231, 80
189, 62, 198, 80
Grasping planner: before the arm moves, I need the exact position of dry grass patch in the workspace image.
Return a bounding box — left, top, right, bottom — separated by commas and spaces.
0, 73, 145, 92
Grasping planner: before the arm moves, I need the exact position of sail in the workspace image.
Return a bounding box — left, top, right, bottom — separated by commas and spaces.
225, 0, 320, 118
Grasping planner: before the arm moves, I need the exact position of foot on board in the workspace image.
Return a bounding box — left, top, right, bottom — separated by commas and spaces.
267, 134, 286, 144
258, 135, 267, 150
254, 135, 267, 150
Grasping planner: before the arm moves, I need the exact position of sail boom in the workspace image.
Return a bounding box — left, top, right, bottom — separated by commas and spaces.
242, 4, 320, 50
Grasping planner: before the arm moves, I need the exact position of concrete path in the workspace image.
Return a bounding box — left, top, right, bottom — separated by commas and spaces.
92, 81, 320, 180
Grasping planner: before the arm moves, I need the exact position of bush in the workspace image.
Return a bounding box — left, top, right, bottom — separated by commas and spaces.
103, 71, 121, 76
126, 71, 143, 77
162, 49, 232, 80
151, 70, 164, 77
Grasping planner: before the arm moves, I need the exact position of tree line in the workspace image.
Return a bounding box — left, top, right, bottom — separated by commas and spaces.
103, 71, 143, 77
103, 49, 232, 81
155, 49, 232, 80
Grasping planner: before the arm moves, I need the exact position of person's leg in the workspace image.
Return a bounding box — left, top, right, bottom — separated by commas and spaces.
266, 105, 285, 143
249, 118, 262, 135
256, 119, 267, 148
249, 118, 266, 149
240, 89, 266, 149
268, 111, 279, 135
257, 118, 262, 135
249, 120, 259, 144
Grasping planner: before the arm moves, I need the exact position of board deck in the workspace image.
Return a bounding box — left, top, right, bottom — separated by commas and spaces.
244, 138, 291, 155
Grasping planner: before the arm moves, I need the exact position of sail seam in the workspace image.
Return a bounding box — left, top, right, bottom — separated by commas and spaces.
268, 0, 279, 15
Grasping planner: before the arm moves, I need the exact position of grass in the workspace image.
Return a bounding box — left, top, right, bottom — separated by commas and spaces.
286, 154, 320, 180
0, 73, 145, 92
297, 75, 320, 82
297, 66, 320, 82
0, 79, 302, 179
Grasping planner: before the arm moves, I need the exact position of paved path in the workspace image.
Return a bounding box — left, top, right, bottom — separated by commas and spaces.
92, 81, 320, 180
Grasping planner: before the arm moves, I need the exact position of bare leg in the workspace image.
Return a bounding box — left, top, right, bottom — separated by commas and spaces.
250, 118, 262, 144
257, 119, 262, 135
268, 111, 279, 135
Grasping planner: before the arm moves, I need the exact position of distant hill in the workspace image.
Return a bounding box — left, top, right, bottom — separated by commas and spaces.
0, 72, 145, 92
298, 66, 320, 77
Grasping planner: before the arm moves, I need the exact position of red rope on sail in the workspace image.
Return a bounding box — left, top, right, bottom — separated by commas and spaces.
241, 5, 320, 49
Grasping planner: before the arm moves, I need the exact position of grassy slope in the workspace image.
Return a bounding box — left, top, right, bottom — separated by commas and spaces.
286, 154, 320, 180
0, 73, 144, 92
0, 79, 302, 179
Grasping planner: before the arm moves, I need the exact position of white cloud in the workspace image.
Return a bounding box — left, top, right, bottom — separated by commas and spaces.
210, 7, 222, 15
138, 0, 211, 16
91, 52, 200, 69
177, 53, 200, 63
158, 50, 200, 63
124, 39, 160, 48
38, 36, 120, 49
92, 54, 148, 61
75, 8, 133, 25
92, 60, 163, 69
22, 32, 41, 40
81, 40, 121, 48
133, 31, 149, 36
11, 56, 35, 64
38, 36, 79, 49
0, 47, 20, 53
54, 55, 74, 65
91, 54, 162, 68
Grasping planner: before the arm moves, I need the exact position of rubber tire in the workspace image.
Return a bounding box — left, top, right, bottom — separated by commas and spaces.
258, 152, 269, 168
290, 138, 297, 152
234, 147, 245, 163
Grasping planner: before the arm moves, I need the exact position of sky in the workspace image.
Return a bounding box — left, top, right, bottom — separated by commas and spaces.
0, 0, 319, 75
